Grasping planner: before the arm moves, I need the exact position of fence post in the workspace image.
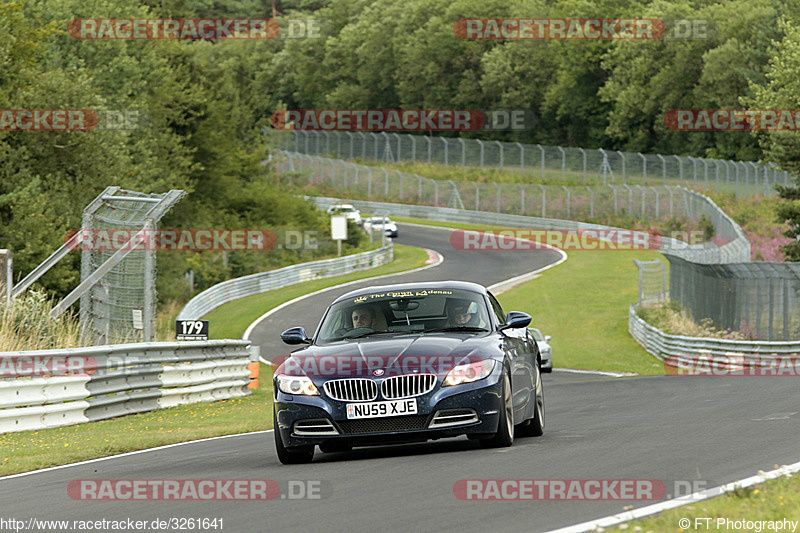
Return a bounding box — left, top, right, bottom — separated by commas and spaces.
496, 183, 501, 213
477, 139, 485, 167
520, 184, 525, 213
383, 167, 389, 196
538, 184, 546, 217
433, 179, 439, 206
609, 184, 618, 215
426, 136, 432, 163
617, 150, 626, 183
579, 148, 587, 183
586, 186, 594, 218
558, 146, 566, 181
537, 144, 545, 180
357, 132, 366, 159
675, 155, 683, 184
460, 138, 466, 166
496, 141, 504, 171
398, 170, 404, 198
411, 135, 416, 162
443, 137, 449, 165
346, 132, 354, 159
475, 182, 480, 210
517, 142, 524, 173
623, 184, 632, 215
638, 153, 647, 184
650, 186, 660, 219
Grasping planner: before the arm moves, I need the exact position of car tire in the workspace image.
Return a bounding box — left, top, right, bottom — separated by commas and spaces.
274, 410, 314, 464
517, 362, 545, 437
480, 367, 514, 448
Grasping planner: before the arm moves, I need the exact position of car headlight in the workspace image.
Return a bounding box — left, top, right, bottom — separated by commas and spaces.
277, 375, 319, 396
443, 360, 496, 386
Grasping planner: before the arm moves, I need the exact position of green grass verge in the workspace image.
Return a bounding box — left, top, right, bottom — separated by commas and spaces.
203, 243, 429, 340
395, 217, 665, 375
0, 244, 428, 476
609, 475, 800, 531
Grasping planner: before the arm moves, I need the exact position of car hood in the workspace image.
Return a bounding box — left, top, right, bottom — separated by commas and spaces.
277, 334, 496, 379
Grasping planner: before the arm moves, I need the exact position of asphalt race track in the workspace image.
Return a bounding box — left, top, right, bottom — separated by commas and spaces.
2, 223, 799, 533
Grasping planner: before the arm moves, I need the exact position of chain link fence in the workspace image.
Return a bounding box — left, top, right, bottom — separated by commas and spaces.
279, 130, 793, 197
279, 152, 750, 265
79, 188, 184, 345
633, 259, 668, 306
667, 256, 800, 341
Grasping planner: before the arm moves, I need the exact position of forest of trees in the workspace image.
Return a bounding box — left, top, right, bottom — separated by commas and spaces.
2, 0, 800, 302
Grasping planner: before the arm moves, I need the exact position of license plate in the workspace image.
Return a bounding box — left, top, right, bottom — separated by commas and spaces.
346, 399, 418, 419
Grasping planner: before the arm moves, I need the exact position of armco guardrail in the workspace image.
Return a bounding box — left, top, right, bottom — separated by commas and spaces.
177, 245, 393, 321
629, 305, 800, 364
307, 195, 749, 264
0, 340, 254, 433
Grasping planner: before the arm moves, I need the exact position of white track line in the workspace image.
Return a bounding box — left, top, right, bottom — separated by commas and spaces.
543, 461, 800, 533
553, 368, 638, 378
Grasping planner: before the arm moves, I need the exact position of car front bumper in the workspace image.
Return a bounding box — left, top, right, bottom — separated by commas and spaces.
274, 370, 504, 448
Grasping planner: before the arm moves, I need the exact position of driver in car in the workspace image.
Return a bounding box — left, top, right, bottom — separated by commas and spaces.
351, 305, 378, 329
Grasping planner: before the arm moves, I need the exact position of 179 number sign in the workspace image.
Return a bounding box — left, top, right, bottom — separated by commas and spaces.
176, 320, 209, 341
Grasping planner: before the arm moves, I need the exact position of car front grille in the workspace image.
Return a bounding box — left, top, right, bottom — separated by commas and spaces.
324, 378, 378, 401
336, 415, 430, 435
380, 374, 437, 399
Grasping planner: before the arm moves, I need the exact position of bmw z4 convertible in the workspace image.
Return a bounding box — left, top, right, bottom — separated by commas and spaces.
273, 281, 545, 464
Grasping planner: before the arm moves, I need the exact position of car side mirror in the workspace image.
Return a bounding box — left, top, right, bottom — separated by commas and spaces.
281, 327, 311, 345
545, 335, 552, 342
499, 311, 531, 331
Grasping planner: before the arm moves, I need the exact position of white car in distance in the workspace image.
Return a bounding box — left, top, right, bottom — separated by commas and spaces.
326, 203, 362, 225
363, 216, 398, 238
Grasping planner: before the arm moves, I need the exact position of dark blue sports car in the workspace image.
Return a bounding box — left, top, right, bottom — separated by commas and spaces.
273, 281, 545, 464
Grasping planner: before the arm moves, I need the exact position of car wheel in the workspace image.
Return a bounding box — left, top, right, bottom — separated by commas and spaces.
274, 410, 314, 464
518, 362, 545, 437
480, 367, 514, 448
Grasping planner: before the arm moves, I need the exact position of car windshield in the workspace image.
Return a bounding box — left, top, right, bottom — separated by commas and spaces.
529, 328, 543, 341
315, 288, 491, 344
